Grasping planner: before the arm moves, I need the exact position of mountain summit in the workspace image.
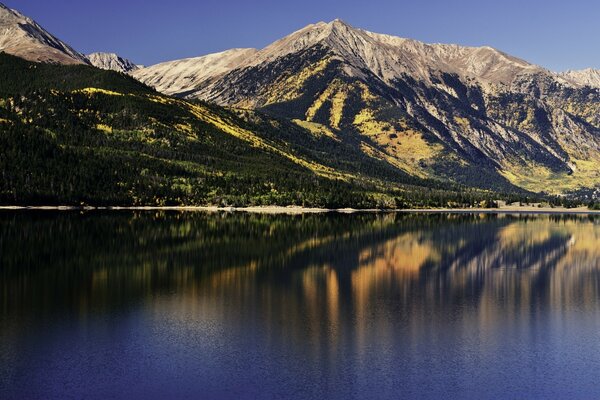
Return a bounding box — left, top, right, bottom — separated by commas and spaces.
0, 2, 88, 64
88, 52, 140, 73
134, 19, 555, 98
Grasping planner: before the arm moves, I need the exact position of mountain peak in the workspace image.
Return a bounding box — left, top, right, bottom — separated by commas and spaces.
0, 2, 88, 65
88, 52, 139, 73
560, 68, 600, 88
328, 18, 351, 27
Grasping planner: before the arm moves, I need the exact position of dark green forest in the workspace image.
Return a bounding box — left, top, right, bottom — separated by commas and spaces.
0, 53, 577, 208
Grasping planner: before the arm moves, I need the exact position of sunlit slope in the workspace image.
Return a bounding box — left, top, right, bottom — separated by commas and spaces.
0, 53, 504, 207
243, 53, 600, 194
147, 20, 600, 196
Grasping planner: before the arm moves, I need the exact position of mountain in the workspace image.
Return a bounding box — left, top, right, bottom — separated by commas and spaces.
0, 2, 88, 65
134, 20, 600, 196
2, 52, 517, 208
0, 4, 594, 207
131, 48, 257, 95
0, 6, 521, 208
88, 52, 139, 73
560, 68, 600, 89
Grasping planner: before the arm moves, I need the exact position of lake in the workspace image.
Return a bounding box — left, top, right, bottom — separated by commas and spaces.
2, 211, 600, 399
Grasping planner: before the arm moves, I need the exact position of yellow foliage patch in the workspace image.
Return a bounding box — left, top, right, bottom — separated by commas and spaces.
360, 129, 442, 178
187, 103, 351, 180
356, 81, 377, 102
329, 89, 348, 129
292, 119, 338, 140
174, 123, 193, 133
500, 156, 600, 194
146, 95, 177, 105
453, 116, 470, 130
264, 58, 332, 105
96, 124, 113, 133
75, 88, 124, 97
305, 79, 348, 130
353, 109, 394, 135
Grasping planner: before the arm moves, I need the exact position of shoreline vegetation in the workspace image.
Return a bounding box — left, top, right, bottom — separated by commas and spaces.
1, 204, 599, 215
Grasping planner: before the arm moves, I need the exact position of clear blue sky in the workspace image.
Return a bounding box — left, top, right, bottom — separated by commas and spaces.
6, 0, 599, 71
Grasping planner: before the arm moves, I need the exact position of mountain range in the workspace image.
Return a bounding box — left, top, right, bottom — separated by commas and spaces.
133, 19, 600, 196
1, 2, 599, 206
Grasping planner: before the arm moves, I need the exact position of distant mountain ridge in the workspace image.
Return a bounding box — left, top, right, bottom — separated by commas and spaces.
560, 68, 600, 89
132, 48, 257, 95
87, 52, 140, 73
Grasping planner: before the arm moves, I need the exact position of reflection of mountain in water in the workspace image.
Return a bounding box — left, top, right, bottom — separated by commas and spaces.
1, 212, 600, 319
3, 212, 600, 399
3, 211, 600, 398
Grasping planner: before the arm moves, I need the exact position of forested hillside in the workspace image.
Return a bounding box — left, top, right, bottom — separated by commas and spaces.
0, 53, 537, 208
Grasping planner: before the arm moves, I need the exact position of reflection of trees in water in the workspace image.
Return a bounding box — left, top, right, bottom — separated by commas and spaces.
3, 212, 600, 373
1, 212, 600, 320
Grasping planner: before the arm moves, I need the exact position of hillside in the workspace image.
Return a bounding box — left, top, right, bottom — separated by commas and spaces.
0, 53, 520, 207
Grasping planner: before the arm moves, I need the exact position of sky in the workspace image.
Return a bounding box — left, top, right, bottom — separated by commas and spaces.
5, 0, 599, 71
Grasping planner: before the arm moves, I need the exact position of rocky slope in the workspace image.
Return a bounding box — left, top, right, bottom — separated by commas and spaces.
560, 68, 600, 89
131, 48, 257, 95
88, 52, 139, 73
0, 2, 88, 64
134, 20, 600, 195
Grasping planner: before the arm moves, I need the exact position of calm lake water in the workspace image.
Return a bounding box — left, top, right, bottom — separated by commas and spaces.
2, 211, 600, 399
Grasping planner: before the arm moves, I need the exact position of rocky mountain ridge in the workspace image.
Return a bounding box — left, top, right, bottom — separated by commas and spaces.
87, 52, 139, 73
0, 2, 88, 64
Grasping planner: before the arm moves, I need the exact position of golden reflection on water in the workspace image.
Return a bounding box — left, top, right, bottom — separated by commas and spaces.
173, 215, 600, 350
3, 213, 600, 349
4, 212, 600, 399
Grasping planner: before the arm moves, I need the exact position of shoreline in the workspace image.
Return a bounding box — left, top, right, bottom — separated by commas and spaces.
1, 205, 599, 215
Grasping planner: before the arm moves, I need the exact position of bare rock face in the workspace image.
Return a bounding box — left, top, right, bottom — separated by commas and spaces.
87, 52, 139, 73
560, 68, 600, 89
0, 2, 88, 65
